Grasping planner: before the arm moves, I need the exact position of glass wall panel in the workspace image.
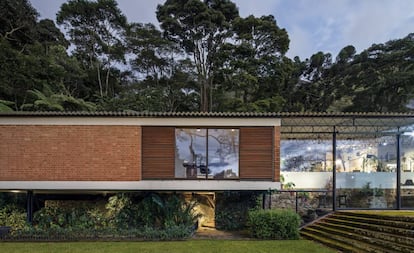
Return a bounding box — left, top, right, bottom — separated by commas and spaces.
281, 139, 333, 189
175, 129, 207, 178
208, 129, 239, 179
336, 135, 396, 209
175, 128, 239, 179
401, 130, 414, 208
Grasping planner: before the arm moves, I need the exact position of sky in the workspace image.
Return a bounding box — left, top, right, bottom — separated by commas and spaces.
29, 0, 414, 60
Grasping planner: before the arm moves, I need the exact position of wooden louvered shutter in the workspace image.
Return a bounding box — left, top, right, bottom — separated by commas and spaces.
239, 127, 274, 180
142, 127, 175, 179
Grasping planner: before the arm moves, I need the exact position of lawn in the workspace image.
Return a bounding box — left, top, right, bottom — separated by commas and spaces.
0, 240, 336, 253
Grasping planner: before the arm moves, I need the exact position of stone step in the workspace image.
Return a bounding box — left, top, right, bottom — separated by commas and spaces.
336, 211, 414, 223
301, 211, 414, 252
300, 230, 359, 253
310, 223, 414, 253
332, 212, 414, 230
319, 220, 414, 250
301, 226, 397, 253
323, 216, 414, 237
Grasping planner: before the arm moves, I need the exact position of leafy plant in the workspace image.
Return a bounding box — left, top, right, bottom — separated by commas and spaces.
247, 209, 300, 239
0, 205, 28, 233
360, 182, 385, 196
280, 174, 296, 190
215, 191, 261, 230
8, 225, 193, 241
135, 193, 200, 229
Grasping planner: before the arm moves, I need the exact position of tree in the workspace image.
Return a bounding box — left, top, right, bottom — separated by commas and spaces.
127, 23, 179, 82
123, 22, 198, 112
57, 0, 128, 99
214, 15, 290, 112
0, 0, 38, 50
21, 84, 96, 111
157, 0, 239, 112
344, 36, 414, 112
35, 19, 69, 54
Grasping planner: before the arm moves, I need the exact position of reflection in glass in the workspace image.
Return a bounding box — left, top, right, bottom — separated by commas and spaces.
175, 129, 206, 178
401, 131, 414, 208
208, 129, 239, 179
281, 139, 333, 189
336, 135, 396, 209
175, 128, 239, 179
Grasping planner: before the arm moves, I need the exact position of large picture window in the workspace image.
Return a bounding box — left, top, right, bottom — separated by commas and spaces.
175, 128, 239, 179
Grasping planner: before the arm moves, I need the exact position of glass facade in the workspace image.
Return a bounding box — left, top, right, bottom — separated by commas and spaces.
175, 128, 239, 179
335, 135, 397, 209
281, 139, 333, 189
401, 130, 414, 208
280, 134, 409, 209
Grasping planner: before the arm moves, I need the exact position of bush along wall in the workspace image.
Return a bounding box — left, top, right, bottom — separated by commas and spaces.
0, 193, 199, 241
215, 191, 262, 230
247, 209, 300, 240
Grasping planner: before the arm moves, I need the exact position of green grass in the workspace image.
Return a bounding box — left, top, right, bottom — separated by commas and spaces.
0, 240, 336, 253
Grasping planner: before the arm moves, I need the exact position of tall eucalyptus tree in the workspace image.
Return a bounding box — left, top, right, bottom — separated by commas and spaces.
57, 0, 128, 99
157, 0, 239, 112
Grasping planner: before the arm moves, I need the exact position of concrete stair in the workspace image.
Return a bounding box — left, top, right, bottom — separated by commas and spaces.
300, 211, 414, 253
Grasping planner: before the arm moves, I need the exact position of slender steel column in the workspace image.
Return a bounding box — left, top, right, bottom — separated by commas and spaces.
332, 126, 337, 211
396, 133, 401, 210
206, 129, 209, 179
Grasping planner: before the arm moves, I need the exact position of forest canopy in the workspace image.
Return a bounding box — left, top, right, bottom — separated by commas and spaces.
1, 0, 414, 113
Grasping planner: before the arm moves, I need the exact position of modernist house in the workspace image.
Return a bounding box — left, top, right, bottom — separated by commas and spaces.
1, 111, 414, 221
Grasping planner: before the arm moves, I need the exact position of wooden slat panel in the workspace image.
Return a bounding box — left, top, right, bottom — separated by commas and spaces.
274, 126, 281, 182
142, 127, 175, 179
240, 127, 274, 179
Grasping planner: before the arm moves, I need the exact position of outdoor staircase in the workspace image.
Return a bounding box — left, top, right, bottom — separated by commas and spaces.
300, 211, 414, 253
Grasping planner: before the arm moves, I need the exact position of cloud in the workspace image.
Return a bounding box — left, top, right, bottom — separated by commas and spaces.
116, 1, 164, 24
233, 0, 281, 18
287, 25, 315, 60
29, 0, 414, 60
30, 0, 63, 20
343, 1, 414, 52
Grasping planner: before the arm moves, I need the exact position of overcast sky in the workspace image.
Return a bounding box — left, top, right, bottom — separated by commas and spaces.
30, 0, 414, 60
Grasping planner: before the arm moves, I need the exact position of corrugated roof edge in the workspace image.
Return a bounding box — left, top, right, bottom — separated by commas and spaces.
0, 111, 279, 117
1, 111, 414, 118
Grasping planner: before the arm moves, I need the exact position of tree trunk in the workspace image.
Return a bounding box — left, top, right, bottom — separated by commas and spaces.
96, 63, 103, 98
201, 80, 209, 112
105, 66, 110, 97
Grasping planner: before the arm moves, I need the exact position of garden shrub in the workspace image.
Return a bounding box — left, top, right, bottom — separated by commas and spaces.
247, 209, 300, 239
133, 193, 200, 229
33, 204, 108, 229
215, 191, 261, 230
7, 225, 193, 241
1, 192, 199, 241
0, 205, 28, 232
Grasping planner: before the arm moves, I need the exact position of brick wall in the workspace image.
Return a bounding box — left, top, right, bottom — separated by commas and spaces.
0, 125, 141, 181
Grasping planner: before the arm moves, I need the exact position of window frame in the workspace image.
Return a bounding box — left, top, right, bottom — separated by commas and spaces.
174, 127, 240, 180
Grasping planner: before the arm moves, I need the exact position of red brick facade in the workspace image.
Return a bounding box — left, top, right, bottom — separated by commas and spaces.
0, 125, 141, 181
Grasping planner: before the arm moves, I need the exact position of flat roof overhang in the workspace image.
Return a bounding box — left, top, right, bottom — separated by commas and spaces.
2, 111, 414, 137
279, 112, 414, 140
0, 180, 281, 192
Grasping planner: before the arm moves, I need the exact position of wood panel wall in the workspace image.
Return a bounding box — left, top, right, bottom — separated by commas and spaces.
142, 127, 175, 179
274, 126, 281, 182
239, 127, 274, 180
